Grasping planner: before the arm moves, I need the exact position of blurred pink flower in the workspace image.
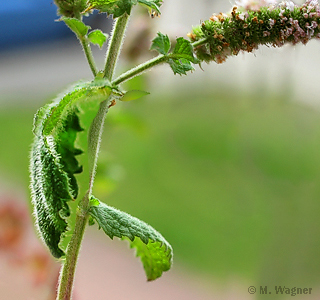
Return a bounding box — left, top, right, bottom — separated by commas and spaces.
0, 200, 27, 250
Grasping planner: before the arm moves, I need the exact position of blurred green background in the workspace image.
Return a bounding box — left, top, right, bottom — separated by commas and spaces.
1, 82, 320, 298
1, 1, 320, 298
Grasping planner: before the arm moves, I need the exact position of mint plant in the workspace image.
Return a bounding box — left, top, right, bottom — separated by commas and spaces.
29, 0, 320, 299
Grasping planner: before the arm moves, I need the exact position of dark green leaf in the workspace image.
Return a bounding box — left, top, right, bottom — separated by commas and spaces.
89, 197, 173, 281
166, 37, 199, 75
88, 29, 108, 48
168, 58, 194, 75
137, 0, 162, 13
120, 90, 149, 101
31, 80, 115, 258
150, 32, 171, 55
62, 17, 90, 37
172, 37, 199, 64
30, 105, 82, 258
88, 0, 133, 18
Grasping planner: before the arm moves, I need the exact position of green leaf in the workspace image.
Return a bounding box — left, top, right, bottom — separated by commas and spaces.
168, 58, 194, 75
172, 37, 199, 64
89, 197, 173, 281
62, 17, 90, 37
42, 80, 112, 136
88, 29, 108, 48
88, 0, 133, 18
30, 79, 115, 258
150, 32, 171, 55
166, 37, 199, 75
137, 0, 162, 14
30, 105, 82, 258
120, 90, 149, 101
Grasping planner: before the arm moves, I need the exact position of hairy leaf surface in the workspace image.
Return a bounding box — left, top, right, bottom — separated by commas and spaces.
89, 197, 173, 281
43, 81, 112, 136
30, 80, 113, 258
30, 105, 82, 258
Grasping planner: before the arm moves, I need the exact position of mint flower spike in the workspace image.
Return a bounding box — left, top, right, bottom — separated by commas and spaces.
188, 0, 320, 64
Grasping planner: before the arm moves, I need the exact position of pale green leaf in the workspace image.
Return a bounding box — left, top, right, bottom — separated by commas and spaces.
88, 30, 108, 48
120, 90, 149, 101
89, 197, 173, 281
62, 17, 90, 37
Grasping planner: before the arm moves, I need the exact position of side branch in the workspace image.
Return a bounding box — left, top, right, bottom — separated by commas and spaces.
112, 54, 168, 86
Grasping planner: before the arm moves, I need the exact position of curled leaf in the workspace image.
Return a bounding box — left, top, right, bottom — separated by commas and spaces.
43, 81, 112, 136
89, 197, 173, 281
30, 105, 82, 258
30, 79, 114, 258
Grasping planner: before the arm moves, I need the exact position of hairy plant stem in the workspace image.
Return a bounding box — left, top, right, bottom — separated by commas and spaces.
112, 54, 167, 85
56, 194, 89, 300
88, 99, 111, 194
56, 13, 129, 300
104, 13, 130, 79
80, 36, 98, 77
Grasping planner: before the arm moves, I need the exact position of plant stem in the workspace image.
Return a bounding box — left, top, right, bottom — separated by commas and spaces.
88, 99, 111, 194
192, 38, 208, 48
112, 54, 167, 85
56, 193, 89, 300
56, 13, 130, 300
103, 13, 130, 79
80, 36, 98, 77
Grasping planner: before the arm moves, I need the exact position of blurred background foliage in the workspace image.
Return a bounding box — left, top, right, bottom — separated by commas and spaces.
2, 84, 320, 296
1, 0, 320, 299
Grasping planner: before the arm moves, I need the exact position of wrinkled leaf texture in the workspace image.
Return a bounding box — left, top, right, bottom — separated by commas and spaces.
30, 81, 112, 258
89, 197, 173, 281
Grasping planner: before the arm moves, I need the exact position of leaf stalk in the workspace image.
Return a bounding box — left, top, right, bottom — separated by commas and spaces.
80, 36, 98, 77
